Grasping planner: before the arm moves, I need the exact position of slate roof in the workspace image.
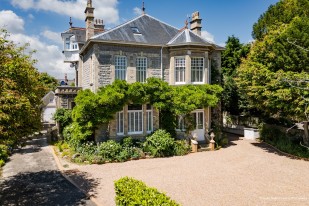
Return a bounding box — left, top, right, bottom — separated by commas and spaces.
62, 27, 103, 43
91, 14, 180, 45
167, 29, 213, 46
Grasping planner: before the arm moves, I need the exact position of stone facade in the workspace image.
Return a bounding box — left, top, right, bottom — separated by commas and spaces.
54, 86, 82, 109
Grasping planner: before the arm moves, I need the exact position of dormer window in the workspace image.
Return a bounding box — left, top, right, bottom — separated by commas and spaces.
131, 27, 141, 34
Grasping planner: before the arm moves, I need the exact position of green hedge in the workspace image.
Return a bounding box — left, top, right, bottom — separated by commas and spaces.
259, 124, 309, 158
115, 177, 180, 206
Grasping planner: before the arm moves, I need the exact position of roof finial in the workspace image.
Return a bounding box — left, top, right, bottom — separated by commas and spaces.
87, 0, 92, 7
142, 1, 145, 15
69, 17, 73, 28
185, 19, 188, 29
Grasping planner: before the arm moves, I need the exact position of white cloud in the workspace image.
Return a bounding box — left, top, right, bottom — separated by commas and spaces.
41, 30, 62, 45
0, 10, 24, 33
133, 7, 142, 16
2, 10, 73, 79
8, 33, 73, 79
201, 30, 215, 43
11, 0, 119, 25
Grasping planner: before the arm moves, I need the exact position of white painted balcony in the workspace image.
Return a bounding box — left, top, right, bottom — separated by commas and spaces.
63, 50, 79, 63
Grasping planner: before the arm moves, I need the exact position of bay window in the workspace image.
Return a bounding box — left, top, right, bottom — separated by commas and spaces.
175, 57, 186, 83
191, 57, 204, 83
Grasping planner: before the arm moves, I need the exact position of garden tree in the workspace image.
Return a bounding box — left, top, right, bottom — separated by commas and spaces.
66, 78, 222, 144
38, 72, 59, 92
252, 0, 309, 40
236, 2, 309, 145
221, 36, 250, 115
0, 29, 47, 145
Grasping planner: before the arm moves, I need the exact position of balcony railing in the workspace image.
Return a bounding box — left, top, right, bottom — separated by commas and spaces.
55, 86, 82, 95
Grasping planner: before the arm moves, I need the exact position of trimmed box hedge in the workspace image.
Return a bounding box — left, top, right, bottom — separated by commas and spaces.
114, 177, 180, 206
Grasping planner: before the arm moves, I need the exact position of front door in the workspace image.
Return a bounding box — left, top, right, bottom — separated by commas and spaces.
191, 110, 205, 141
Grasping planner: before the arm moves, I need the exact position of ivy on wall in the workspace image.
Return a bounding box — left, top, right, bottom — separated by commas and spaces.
66, 78, 222, 143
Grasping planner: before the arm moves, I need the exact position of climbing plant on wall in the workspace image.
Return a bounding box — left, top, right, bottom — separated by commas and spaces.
66, 78, 222, 143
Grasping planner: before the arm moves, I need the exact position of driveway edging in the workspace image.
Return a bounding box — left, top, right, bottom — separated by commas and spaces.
49, 145, 102, 206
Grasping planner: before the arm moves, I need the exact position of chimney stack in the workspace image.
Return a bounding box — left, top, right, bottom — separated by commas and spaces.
85, 0, 95, 40
190, 11, 202, 36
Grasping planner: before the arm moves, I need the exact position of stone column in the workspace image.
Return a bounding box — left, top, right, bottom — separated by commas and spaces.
185, 54, 191, 84
169, 57, 175, 85
143, 104, 147, 136
204, 51, 209, 84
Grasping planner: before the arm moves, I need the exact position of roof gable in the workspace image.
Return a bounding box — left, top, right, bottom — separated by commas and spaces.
91, 14, 180, 45
167, 29, 213, 46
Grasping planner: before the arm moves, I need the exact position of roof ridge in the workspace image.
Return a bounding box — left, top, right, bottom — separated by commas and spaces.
167, 30, 185, 45
188, 29, 213, 44
91, 14, 180, 40
185, 29, 191, 42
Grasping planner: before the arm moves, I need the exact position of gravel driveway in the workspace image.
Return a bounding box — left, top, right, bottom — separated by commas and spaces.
59, 136, 309, 206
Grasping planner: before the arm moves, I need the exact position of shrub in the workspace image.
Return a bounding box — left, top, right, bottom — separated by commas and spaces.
98, 140, 122, 161
53, 108, 72, 130
173, 140, 191, 156
0, 144, 9, 160
63, 122, 94, 148
259, 124, 309, 158
114, 177, 180, 206
143, 129, 175, 157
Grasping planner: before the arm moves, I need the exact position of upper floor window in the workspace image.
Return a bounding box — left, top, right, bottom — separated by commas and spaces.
136, 57, 147, 82
191, 57, 204, 83
175, 57, 185, 83
115, 56, 127, 80
72, 44, 78, 50
65, 37, 70, 50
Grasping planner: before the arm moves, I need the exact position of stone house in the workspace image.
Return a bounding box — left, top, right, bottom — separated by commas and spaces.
61, 0, 223, 142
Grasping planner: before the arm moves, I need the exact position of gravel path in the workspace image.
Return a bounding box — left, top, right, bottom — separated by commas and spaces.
59, 136, 309, 206
0, 135, 95, 206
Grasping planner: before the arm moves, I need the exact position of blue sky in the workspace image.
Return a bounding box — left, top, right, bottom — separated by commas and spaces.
0, 0, 279, 78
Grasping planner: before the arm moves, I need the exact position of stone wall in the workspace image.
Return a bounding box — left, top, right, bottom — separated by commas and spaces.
82, 48, 94, 90
92, 44, 169, 91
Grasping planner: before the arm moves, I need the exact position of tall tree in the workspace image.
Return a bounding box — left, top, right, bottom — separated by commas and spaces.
0, 29, 47, 145
252, 0, 309, 40
221, 36, 250, 115
38, 72, 59, 92
236, 0, 309, 145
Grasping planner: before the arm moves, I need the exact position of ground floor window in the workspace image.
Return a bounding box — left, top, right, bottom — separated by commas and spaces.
176, 115, 186, 131
128, 104, 143, 134
117, 111, 124, 135
146, 104, 153, 133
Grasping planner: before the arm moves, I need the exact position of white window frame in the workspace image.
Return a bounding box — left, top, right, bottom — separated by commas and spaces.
191, 57, 204, 83
146, 105, 153, 133
65, 37, 70, 50
136, 57, 147, 82
115, 56, 127, 80
128, 105, 143, 135
117, 111, 124, 135
175, 57, 186, 84
176, 115, 186, 132
191, 110, 204, 130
